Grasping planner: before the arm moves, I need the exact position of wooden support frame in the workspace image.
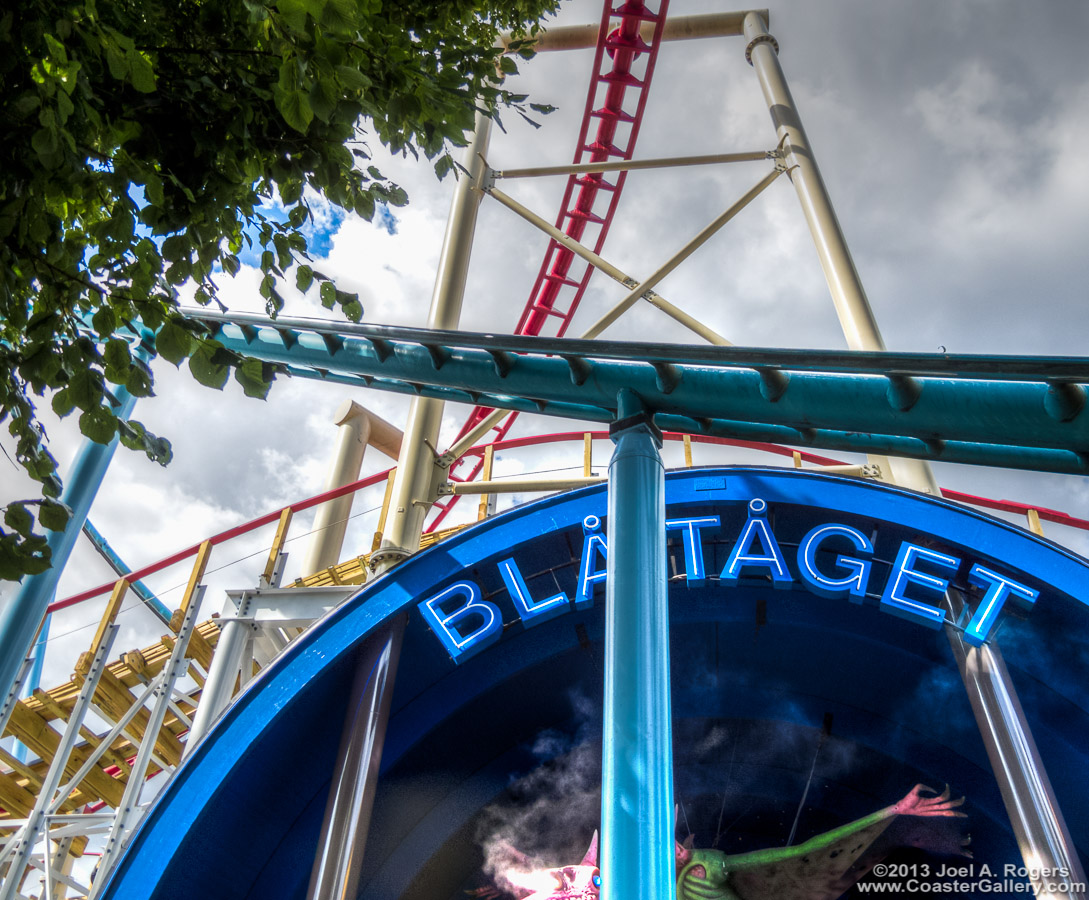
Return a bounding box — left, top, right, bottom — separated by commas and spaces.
1026, 508, 1045, 536
477, 445, 496, 521
75, 580, 128, 676
3, 702, 123, 809
371, 468, 398, 552
262, 509, 294, 585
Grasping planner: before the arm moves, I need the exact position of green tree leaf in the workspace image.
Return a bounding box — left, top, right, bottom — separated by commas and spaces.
319, 280, 336, 309
127, 49, 157, 92
276, 88, 313, 134
234, 356, 274, 399
38, 499, 72, 532
0, 0, 560, 581
79, 405, 118, 444
156, 320, 193, 365
296, 264, 314, 292
188, 341, 230, 389
4, 503, 33, 536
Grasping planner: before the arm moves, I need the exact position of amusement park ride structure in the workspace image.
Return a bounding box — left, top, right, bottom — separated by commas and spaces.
1, 4, 1088, 899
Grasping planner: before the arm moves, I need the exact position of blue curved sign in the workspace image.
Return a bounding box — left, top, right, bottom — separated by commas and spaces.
99, 468, 1089, 900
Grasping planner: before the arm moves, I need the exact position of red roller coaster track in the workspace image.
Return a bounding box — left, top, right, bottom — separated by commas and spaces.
428, 0, 671, 531
52, 431, 1089, 614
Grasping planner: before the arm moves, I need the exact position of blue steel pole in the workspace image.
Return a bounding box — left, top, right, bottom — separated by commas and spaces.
601, 389, 675, 900
0, 383, 139, 706
82, 519, 172, 624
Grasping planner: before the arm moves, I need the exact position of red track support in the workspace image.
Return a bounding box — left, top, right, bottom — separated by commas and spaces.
51, 431, 1089, 613
431, 0, 671, 531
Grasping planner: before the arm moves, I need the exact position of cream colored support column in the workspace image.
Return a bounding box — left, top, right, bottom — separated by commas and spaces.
743, 14, 1082, 890
300, 401, 403, 576
743, 11, 937, 495
370, 110, 493, 575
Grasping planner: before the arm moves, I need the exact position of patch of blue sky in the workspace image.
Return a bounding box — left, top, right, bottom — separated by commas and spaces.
374, 203, 398, 236
116, 179, 397, 268
232, 191, 398, 268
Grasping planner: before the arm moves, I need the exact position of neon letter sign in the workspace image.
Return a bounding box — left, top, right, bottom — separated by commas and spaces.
721, 499, 792, 589
797, 524, 873, 602
963, 564, 1038, 646
417, 582, 502, 662
666, 516, 720, 585
578, 515, 608, 609
499, 557, 571, 625
880, 543, 956, 629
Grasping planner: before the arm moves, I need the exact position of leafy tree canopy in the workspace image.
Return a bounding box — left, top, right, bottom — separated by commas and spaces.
0, 0, 559, 580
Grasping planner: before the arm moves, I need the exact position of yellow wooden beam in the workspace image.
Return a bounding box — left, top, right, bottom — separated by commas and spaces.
372, 467, 397, 552
25, 620, 220, 717
32, 689, 132, 778
262, 508, 293, 584
478, 444, 496, 521
3, 701, 124, 808
171, 540, 212, 634
0, 771, 37, 819
76, 579, 129, 674
683, 434, 693, 468
1026, 508, 1045, 537
0, 745, 43, 792
80, 668, 183, 769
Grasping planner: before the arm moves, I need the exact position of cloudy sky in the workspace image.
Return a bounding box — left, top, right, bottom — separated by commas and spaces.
4, 0, 1089, 683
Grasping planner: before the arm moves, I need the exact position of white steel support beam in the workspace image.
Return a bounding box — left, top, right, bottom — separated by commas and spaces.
440, 475, 604, 495
499, 11, 769, 53
183, 595, 253, 757
223, 586, 353, 627
48, 678, 162, 816
300, 401, 403, 576
580, 168, 781, 340
485, 184, 735, 345
0, 624, 119, 900
44, 834, 77, 900
443, 169, 786, 467
743, 12, 882, 354
92, 587, 206, 890
371, 110, 492, 574
741, 11, 934, 494
495, 149, 771, 180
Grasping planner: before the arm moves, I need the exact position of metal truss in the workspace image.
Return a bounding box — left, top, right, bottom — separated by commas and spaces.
0, 519, 354, 899
191, 311, 1089, 475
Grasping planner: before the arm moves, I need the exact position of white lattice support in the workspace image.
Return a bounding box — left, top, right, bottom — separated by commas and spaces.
91, 586, 205, 891
0, 654, 37, 746
0, 624, 120, 900
47, 678, 160, 817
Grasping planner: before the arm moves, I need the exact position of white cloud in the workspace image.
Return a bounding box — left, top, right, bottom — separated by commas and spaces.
7, 0, 1089, 694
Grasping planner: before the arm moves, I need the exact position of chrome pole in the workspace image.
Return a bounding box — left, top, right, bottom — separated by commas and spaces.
947, 594, 1086, 898
306, 619, 403, 900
